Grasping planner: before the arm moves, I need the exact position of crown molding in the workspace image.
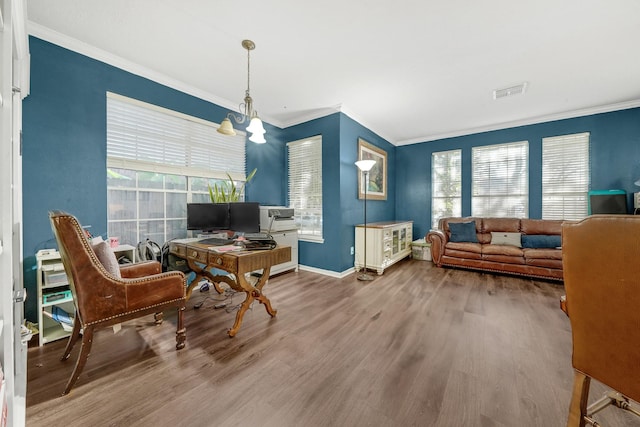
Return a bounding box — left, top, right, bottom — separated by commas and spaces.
395, 99, 640, 146
27, 21, 243, 115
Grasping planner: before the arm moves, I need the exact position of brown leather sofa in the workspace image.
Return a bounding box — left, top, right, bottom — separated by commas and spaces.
426, 217, 564, 281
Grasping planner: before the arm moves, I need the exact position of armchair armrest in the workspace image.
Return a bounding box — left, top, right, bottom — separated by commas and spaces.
77, 267, 186, 324
125, 271, 186, 311
426, 230, 447, 266
120, 260, 162, 278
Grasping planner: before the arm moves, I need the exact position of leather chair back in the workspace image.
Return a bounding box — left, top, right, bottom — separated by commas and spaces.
563, 215, 640, 402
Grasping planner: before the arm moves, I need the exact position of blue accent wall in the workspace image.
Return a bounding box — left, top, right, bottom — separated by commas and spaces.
396, 107, 640, 240
278, 113, 396, 273
22, 37, 287, 321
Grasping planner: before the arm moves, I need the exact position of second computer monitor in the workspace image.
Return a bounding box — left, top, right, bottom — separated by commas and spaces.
229, 202, 260, 233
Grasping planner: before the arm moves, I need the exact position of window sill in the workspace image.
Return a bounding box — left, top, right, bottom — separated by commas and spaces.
299, 236, 324, 244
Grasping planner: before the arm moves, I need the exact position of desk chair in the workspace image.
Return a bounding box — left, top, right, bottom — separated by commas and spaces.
561, 215, 640, 426
49, 211, 187, 395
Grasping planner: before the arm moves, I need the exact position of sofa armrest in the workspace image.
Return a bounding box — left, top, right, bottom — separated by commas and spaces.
426, 230, 447, 266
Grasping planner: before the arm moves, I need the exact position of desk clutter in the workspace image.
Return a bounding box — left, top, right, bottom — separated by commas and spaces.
198, 233, 278, 251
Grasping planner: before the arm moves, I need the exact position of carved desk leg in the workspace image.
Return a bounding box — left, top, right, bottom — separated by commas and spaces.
186, 261, 229, 300
227, 267, 276, 337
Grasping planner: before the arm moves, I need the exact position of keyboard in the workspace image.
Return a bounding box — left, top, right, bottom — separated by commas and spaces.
199, 237, 235, 246
243, 232, 272, 241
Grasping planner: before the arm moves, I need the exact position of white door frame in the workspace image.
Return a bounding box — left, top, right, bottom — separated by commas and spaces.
1, 0, 29, 425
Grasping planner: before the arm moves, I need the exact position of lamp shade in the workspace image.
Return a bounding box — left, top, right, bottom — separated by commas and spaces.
635, 178, 640, 186
249, 132, 266, 144
246, 117, 266, 135
217, 118, 237, 136
355, 159, 376, 172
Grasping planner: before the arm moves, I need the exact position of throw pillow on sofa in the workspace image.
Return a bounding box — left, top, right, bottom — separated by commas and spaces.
449, 221, 478, 243
521, 234, 561, 249
490, 232, 522, 247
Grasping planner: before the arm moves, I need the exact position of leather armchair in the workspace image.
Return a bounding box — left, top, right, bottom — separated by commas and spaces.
49, 211, 186, 395
562, 215, 640, 426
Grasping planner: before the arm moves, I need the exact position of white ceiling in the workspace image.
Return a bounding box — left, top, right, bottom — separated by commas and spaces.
26, 0, 640, 145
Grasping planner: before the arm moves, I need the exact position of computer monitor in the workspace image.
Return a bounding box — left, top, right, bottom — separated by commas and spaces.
588, 190, 628, 214
229, 202, 260, 233
186, 203, 230, 232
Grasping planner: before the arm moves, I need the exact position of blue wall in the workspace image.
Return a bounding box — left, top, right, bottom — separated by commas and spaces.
22, 37, 287, 321
279, 114, 396, 273
396, 107, 640, 240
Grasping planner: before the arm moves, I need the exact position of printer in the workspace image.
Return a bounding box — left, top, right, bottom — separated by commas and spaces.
259, 206, 296, 232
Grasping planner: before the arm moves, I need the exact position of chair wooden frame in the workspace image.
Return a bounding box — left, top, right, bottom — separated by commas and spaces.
49, 211, 186, 395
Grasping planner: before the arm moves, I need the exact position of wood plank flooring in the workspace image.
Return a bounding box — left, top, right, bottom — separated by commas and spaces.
26, 260, 640, 426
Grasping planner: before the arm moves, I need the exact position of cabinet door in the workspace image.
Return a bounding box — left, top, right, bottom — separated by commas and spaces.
392, 230, 399, 255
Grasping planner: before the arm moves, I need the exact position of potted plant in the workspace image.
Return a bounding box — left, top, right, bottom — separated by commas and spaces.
208, 168, 257, 203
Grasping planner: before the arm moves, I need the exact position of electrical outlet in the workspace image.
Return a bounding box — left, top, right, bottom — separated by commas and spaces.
350, 246, 354, 255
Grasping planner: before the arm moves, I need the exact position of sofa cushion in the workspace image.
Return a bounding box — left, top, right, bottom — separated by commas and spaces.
444, 248, 482, 260
449, 221, 478, 243
522, 234, 561, 249
483, 244, 524, 256
446, 242, 482, 254
482, 254, 526, 264
523, 248, 562, 260
490, 231, 522, 247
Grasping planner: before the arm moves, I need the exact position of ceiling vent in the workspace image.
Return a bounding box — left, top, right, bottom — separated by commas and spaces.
493, 82, 528, 100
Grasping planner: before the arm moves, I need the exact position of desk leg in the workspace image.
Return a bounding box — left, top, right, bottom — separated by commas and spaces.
186, 261, 230, 300
228, 267, 277, 337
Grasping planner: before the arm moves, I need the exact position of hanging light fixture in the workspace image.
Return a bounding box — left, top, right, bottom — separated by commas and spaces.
217, 39, 266, 144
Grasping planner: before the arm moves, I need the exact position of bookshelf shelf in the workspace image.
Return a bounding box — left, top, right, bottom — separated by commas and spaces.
36, 250, 75, 346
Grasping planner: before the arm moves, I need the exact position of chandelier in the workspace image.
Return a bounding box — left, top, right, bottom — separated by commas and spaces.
217, 39, 266, 144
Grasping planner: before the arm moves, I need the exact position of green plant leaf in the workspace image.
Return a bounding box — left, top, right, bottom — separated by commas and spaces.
208, 168, 257, 203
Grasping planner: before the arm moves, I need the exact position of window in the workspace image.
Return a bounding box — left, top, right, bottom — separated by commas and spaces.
431, 150, 461, 229
288, 136, 323, 241
472, 141, 529, 217
542, 132, 590, 220
106, 92, 247, 245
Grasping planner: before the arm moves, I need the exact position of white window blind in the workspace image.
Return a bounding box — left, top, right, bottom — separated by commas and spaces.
431, 149, 462, 229
472, 141, 529, 217
542, 132, 590, 220
106, 92, 246, 180
288, 136, 323, 241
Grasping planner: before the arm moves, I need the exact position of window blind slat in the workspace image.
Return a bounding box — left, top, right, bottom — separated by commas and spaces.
472, 141, 529, 218
107, 93, 246, 179
542, 132, 590, 220
288, 136, 323, 240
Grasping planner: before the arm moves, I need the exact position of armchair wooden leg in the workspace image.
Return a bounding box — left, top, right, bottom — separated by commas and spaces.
154, 312, 164, 324
63, 325, 95, 395
567, 370, 591, 427
61, 317, 82, 361
175, 305, 186, 350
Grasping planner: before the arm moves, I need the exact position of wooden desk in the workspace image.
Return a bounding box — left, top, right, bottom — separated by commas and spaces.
169, 240, 291, 337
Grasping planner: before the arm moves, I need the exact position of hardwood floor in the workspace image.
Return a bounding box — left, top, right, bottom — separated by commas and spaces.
26, 260, 640, 427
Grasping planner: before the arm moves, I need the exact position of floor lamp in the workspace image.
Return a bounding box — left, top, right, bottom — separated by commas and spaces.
355, 159, 377, 281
